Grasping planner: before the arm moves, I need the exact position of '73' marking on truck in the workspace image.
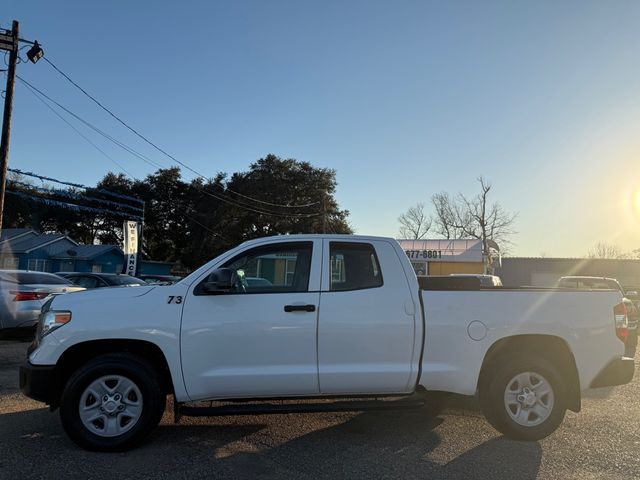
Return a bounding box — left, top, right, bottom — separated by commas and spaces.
167, 296, 183, 304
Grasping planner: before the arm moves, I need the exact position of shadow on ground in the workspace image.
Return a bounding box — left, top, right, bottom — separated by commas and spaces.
0, 400, 542, 479
0, 328, 35, 342
224, 408, 542, 479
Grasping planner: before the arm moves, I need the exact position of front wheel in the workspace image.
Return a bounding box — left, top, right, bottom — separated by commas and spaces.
479, 355, 566, 441
59, 353, 165, 451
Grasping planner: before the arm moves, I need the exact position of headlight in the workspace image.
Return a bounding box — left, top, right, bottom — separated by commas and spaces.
39, 310, 72, 337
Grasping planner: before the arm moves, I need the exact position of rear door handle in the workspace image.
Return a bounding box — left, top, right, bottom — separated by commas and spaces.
284, 304, 316, 313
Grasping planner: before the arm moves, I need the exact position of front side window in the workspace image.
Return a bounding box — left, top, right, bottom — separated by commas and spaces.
329, 242, 383, 291
222, 242, 313, 294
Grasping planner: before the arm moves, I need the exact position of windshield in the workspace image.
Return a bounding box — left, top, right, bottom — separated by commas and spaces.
108, 275, 147, 286
559, 278, 622, 292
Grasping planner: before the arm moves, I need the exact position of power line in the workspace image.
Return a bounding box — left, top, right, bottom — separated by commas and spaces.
17, 75, 163, 170
8, 179, 144, 213
18, 77, 135, 177
17, 76, 320, 218
6, 189, 143, 220
10, 168, 224, 237
43, 56, 320, 209
11, 60, 226, 238
190, 181, 321, 217
19, 84, 320, 218
224, 183, 320, 208
8, 167, 144, 205
41, 58, 229, 185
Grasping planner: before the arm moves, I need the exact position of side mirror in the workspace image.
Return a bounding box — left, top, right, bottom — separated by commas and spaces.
201, 268, 237, 294
626, 290, 638, 298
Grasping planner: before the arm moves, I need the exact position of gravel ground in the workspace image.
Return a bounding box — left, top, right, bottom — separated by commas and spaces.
1, 336, 639, 480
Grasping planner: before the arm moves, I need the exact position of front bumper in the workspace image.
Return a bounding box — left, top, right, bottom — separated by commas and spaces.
590, 356, 635, 388
19, 361, 56, 405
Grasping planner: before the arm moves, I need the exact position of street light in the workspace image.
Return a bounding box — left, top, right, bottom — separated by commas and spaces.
26, 41, 43, 64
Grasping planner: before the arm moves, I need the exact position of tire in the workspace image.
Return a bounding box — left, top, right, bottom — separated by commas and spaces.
59, 353, 166, 451
479, 354, 566, 441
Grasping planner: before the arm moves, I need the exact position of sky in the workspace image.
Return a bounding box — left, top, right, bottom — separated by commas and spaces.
3, 0, 640, 257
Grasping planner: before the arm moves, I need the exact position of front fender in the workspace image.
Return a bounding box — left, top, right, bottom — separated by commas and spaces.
29, 284, 190, 402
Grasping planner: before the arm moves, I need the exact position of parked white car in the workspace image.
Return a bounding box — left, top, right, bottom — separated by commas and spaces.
20, 235, 633, 450
0, 270, 84, 330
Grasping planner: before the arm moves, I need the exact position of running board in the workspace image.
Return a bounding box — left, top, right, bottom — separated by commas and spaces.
178, 397, 426, 418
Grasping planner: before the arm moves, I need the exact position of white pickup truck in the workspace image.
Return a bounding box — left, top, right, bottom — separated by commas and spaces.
20, 235, 634, 451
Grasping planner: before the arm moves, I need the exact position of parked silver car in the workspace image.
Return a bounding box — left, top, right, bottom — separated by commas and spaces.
0, 270, 84, 330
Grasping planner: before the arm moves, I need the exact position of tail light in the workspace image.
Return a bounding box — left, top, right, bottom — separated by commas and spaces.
10, 291, 50, 302
614, 302, 629, 343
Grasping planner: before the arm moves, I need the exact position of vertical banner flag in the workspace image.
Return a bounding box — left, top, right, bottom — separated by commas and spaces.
123, 221, 139, 276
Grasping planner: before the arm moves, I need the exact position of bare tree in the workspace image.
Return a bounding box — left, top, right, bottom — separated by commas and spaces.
398, 202, 433, 239
587, 242, 624, 259
460, 177, 517, 254
431, 177, 517, 253
431, 192, 470, 239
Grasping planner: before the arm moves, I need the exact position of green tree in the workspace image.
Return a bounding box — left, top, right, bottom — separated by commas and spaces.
5, 154, 352, 271
224, 154, 351, 242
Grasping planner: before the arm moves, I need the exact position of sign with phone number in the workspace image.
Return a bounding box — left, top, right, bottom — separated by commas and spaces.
399, 239, 483, 263
405, 249, 442, 260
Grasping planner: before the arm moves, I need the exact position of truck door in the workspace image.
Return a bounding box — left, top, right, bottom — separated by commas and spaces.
181, 240, 321, 400
318, 239, 418, 394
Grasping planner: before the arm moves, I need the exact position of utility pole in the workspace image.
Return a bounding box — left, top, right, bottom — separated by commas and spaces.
0, 21, 43, 231
0, 20, 19, 232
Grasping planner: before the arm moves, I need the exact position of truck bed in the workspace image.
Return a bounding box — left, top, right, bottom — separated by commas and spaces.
418, 286, 624, 396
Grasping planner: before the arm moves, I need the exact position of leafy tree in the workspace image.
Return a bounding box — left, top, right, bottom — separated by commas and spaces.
4, 154, 352, 271
224, 154, 351, 244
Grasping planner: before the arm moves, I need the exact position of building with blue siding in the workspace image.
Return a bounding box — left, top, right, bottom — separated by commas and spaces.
0, 229, 173, 275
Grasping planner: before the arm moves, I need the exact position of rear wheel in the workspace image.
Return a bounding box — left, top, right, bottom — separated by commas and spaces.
479, 355, 566, 441
59, 353, 165, 451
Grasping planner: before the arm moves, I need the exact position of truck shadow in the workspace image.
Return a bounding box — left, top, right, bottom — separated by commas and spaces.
0, 405, 270, 477
219, 407, 542, 479
0, 402, 542, 479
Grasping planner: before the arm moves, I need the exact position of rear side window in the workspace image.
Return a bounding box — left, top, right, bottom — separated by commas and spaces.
0, 272, 72, 285
330, 242, 383, 291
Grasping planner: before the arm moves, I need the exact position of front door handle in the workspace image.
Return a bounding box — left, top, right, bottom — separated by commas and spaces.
284, 304, 316, 313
